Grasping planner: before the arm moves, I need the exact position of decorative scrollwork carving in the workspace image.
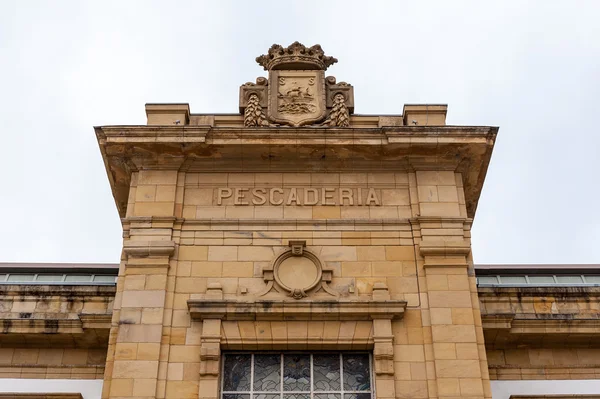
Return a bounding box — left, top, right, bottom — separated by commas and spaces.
243, 77, 268, 87
323, 93, 350, 127
289, 288, 308, 299
244, 93, 270, 127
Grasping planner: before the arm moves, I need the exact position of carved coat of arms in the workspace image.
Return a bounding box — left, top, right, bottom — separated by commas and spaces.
269, 71, 326, 126
239, 42, 354, 128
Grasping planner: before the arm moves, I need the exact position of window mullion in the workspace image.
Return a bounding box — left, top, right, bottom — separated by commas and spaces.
310, 353, 314, 399
340, 353, 344, 399
369, 352, 374, 397
251, 353, 255, 399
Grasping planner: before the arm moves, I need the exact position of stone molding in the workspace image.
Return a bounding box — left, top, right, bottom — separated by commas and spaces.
122, 240, 175, 258
0, 395, 83, 399
78, 313, 112, 329
187, 298, 407, 321
480, 286, 600, 346
478, 286, 600, 298
0, 285, 116, 298
482, 313, 600, 334
190, 283, 405, 377
419, 239, 471, 257
181, 218, 413, 229
95, 125, 209, 143
0, 313, 112, 335
511, 396, 600, 399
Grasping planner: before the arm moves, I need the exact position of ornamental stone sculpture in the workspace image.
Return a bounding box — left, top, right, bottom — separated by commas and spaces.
240, 42, 354, 127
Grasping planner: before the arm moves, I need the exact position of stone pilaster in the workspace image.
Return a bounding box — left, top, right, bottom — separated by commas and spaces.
412, 170, 491, 399
103, 170, 179, 399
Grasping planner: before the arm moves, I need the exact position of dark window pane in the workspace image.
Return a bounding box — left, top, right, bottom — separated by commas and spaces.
254, 354, 281, 391
283, 395, 309, 399
224, 395, 250, 399
316, 395, 341, 399
223, 354, 252, 391
313, 354, 340, 391
344, 394, 371, 399
283, 354, 310, 391
254, 395, 279, 399
342, 354, 370, 391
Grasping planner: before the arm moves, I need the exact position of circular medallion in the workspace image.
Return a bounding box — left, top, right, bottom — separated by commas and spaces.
277, 256, 319, 291
273, 250, 323, 295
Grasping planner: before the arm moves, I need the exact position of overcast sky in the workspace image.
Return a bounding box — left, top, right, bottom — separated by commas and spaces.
1, 1, 599, 265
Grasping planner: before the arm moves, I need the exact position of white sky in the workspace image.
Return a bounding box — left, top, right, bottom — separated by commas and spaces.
1, 1, 599, 264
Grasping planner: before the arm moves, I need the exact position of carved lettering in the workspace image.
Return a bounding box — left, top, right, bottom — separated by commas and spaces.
214, 187, 383, 207
217, 188, 232, 205
234, 188, 249, 205
322, 188, 335, 206
251, 188, 267, 205
286, 188, 299, 205
270, 188, 284, 205
304, 188, 318, 206
366, 188, 380, 206
340, 188, 353, 205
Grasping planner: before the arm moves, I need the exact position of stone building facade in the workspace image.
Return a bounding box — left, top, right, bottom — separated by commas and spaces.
0, 43, 599, 399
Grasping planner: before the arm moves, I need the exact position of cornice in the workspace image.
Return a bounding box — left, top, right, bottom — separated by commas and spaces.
0, 313, 112, 339
419, 239, 472, 257
0, 394, 83, 399
95, 125, 209, 144
122, 240, 176, 258
0, 284, 116, 298
96, 124, 497, 218
478, 286, 600, 298
482, 313, 600, 333
79, 312, 112, 329
187, 298, 407, 321
96, 125, 496, 144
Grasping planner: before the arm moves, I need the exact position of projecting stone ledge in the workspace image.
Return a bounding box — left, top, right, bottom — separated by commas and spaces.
187, 298, 407, 321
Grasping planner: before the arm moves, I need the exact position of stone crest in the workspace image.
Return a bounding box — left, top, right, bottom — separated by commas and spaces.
240, 42, 354, 128
269, 70, 326, 126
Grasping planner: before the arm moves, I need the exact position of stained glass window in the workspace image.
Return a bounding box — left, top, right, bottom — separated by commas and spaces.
221, 353, 373, 399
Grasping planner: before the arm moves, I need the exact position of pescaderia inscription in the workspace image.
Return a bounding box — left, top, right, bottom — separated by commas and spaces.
217, 187, 381, 206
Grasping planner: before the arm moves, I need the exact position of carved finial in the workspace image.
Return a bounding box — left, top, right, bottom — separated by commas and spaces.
256, 41, 338, 71
323, 93, 350, 127
244, 93, 270, 127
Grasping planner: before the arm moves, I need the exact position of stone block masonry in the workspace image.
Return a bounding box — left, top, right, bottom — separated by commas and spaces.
95, 41, 498, 399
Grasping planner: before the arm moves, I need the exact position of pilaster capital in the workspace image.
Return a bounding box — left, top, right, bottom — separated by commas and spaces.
123, 240, 175, 258
419, 239, 471, 257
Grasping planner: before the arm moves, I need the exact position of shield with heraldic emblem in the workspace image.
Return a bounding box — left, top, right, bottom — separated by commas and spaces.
242, 42, 352, 128
268, 70, 326, 127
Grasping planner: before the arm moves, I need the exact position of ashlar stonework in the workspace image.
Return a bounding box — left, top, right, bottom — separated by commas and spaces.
94, 42, 499, 399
